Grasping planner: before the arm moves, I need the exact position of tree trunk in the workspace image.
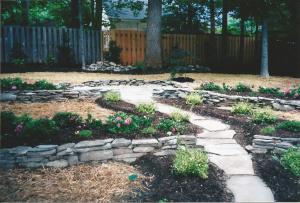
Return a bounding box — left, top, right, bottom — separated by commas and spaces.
254, 20, 260, 67
209, 0, 216, 66
239, 16, 245, 64
22, 0, 30, 25
297, 0, 300, 77
95, 0, 102, 61
78, 0, 85, 67
145, 0, 162, 69
260, 17, 269, 77
91, 0, 95, 27
222, 0, 228, 61
71, 0, 80, 28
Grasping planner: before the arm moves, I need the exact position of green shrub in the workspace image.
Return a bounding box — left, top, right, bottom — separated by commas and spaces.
79, 130, 93, 138
260, 126, 276, 135
141, 126, 157, 136
231, 102, 253, 115
222, 83, 231, 92
171, 111, 190, 122
23, 118, 59, 139
157, 118, 187, 134
251, 108, 277, 124
85, 114, 102, 129
280, 148, 300, 177
33, 80, 57, 90
235, 83, 252, 92
15, 114, 33, 125
0, 111, 17, 134
173, 147, 209, 178
200, 82, 221, 91
136, 103, 156, 115
103, 41, 122, 64
185, 92, 203, 107
134, 61, 145, 70
52, 112, 83, 128
258, 86, 284, 97
276, 121, 300, 132
103, 91, 121, 103
0, 77, 27, 90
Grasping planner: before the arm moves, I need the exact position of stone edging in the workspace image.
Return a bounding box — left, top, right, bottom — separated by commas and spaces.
0, 135, 197, 169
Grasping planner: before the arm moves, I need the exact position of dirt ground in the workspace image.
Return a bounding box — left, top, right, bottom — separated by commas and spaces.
1, 72, 299, 90
0, 162, 146, 202
0, 99, 114, 120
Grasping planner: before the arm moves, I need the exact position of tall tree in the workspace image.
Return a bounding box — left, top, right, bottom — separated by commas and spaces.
71, 0, 80, 27
78, 0, 85, 67
222, 0, 228, 61
145, 0, 162, 69
260, 16, 269, 77
297, 0, 300, 76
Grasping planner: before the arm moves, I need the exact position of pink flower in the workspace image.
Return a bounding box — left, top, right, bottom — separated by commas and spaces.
117, 123, 121, 128
11, 85, 17, 90
14, 124, 23, 134
115, 116, 122, 121
124, 118, 132, 125
171, 127, 176, 133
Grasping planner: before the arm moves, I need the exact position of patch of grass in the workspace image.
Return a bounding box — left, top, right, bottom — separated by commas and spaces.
103, 91, 121, 103
185, 92, 203, 107
231, 102, 253, 115
171, 111, 190, 122
276, 121, 300, 132
280, 148, 300, 177
173, 147, 209, 179
251, 108, 277, 124
136, 103, 156, 116
260, 126, 276, 135
78, 130, 93, 138
235, 83, 252, 92
200, 82, 222, 91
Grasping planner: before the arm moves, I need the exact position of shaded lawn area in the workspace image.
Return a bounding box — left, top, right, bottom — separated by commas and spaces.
1, 72, 299, 90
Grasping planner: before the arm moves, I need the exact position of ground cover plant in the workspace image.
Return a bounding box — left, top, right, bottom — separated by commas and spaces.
0, 77, 58, 91
185, 92, 204, 108
276, 121, 300, 132
136, 103, 156, 116
103, 91, 121, 103
231, 102, 253, 115
279, 148, 300, 177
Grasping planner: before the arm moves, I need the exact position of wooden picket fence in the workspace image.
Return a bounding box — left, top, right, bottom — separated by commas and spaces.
110, 30, 256, 65
1, 25, 101, 64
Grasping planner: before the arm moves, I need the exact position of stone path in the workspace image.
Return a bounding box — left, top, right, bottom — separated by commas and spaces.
117, 86, 274, 202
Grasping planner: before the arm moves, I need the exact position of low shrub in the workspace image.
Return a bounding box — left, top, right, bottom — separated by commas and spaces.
200, 82, 221, 91
235, 83, 252, 92
157, 118, 187, 134
251, 108, 277, 124
260, 126, 276, 135
85, 114, 102, 129
141, 126, 157, 136
22, 118, 59, 139
185, 92, 203, 107
171, 111, 190, 122
103, 91, 121, 103
173, 147, 209, 178
276, 121, 300, 132
231, 102, 253, 115
0, 111, 17, 134
0, 77, 26, 90
222, 83, 231, 92
258, 86, 284, 97
136, 103, 156, 116
79, 130, 93, 138
33, 80, 57, 90
280, 148, 300, 177
52, 112, 83, 128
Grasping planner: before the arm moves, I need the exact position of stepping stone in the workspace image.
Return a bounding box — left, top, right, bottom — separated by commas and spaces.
227, 175, 274, 202
198, 130, 236, 139
191, 119, 230, 131
209, 154, 254, 175
196, 138, 236, 147
205, 144, 247, 156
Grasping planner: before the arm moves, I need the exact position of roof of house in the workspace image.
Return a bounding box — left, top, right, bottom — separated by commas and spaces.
104, 0, 147, 20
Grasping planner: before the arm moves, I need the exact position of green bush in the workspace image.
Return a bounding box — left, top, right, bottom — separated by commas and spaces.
23, 118, 59, 139
15, 114, 33, 125
0, 111, 17, 134
276, 121, 300, 132
231, 102, 253, 115
171, 111, 190, 122
258, 86, 284, 97
136, 103, 156, 116
235, 83, 252, 92
251, 108, 277, 124
185, 92, 203, 107
0, 77, 27, 90
141, 126, 157, 136
260, 126, 276, 135
103, 41, 122, 64
33, 80, 57, 90
222, 83, 231, 92
200, 82, 221, 91
52, 112, 83, 128
157, 118, 187, 134
79, 130, 93, 138
134, 61, 145, 70
85, 114, 102, 129
280, 148, 300, 177
173, 147, 209, 178
103, 91, 121, 103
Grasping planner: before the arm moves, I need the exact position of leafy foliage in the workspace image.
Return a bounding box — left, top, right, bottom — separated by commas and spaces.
185, 92, 203, 107
22, 118, 59, 139
104, 41, 122, 64
103, 91, 121, 103
251, 108, 277, 124
79, 130, 93, 138
171, 111, 190, 122
260, 126, 276, 135
85, 114, 102, 130
0, 77, 26, 90
52, 112, 83, 128
231, 102, 253, 115
0, 111, 17, 135
34, 80, 57, 90
235, 83, 252, 92
280, 148, 300, 177
276, 121, 300, 132
200, 82, 222, 91
141, 126, 157, 136
136, 103, 156, 116
157, 118, 187, 134
173, 147, 209, 179
258, 86, 284, 97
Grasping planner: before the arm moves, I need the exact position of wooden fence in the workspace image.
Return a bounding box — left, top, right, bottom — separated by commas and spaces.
110, 30, 256, 65
1, 26, 101, 64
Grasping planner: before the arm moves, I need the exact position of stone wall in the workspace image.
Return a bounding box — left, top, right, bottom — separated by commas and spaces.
247, 135, 300, 154
0, 135, 197, 169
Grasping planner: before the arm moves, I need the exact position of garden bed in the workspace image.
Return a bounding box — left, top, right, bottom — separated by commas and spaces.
126, 154, 233, 202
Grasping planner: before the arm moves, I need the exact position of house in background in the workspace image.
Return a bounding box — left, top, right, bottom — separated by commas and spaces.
103, 0, 147, 31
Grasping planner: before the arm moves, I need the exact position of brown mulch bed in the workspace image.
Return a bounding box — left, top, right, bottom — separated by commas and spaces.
126, 154, 234, 202
0, 162, 147, 202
